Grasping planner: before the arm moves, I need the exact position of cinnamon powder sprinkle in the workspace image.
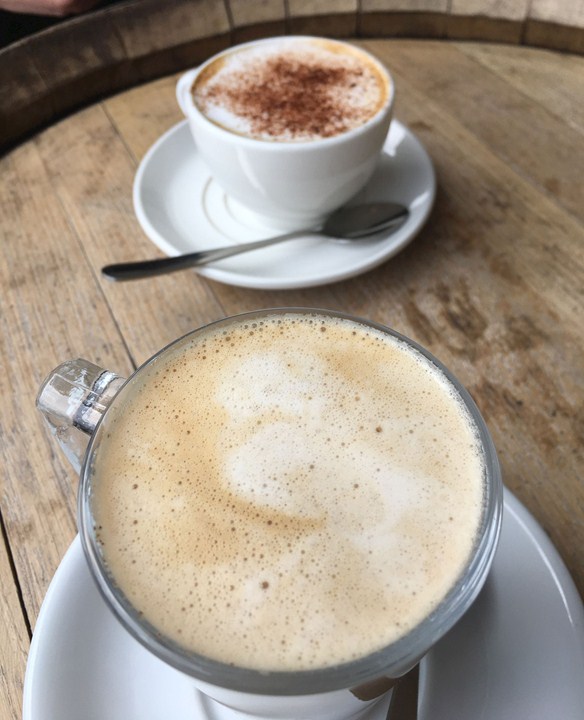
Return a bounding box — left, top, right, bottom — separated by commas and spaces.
193, 43, 386, 141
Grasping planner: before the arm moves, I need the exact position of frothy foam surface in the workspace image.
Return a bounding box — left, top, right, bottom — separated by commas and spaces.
92, 313, 485, 671
192, 38, 389, 141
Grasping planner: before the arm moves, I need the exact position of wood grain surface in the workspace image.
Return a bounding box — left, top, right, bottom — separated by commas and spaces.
0, 38, 582, 720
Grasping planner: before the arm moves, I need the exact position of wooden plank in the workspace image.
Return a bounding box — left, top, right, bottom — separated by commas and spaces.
228, 0, 287, 41
113, 0, 231, 79
455, 41, 584, 137
359, 12, 449, 38
0, 43, 53, 152
115, 0, 231, 56
288, 0, 357, 13
226, 0, 288, 44
359, 3, 449, 38
230, 23, 287, 44
103, 74, 183, 164
228, 0, 286, 25
528, 0, 584, 28
0, 529, 28, 720
290, 15, 358, 38
21, 11, 129, 120
287, 0, 358, 37
525, 0, 584, 52
524, 19, 584, 54
450, 0, 529, 19
361, 0, 448, 9
446, 16, 523, 43
104, 74, 183, 164
0, 138, 134, 622
366, 40, 584, 224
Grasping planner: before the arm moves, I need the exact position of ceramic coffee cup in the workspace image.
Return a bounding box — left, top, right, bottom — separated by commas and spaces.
176, 37, 394, 231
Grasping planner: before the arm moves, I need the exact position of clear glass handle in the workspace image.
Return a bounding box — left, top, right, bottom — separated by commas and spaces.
36, 359, 126, 474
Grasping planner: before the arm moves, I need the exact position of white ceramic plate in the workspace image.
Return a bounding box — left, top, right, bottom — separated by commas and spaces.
23, 489, 584, 720
132, 120, 436, 290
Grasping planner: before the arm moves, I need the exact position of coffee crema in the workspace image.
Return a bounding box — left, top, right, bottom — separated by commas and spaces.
191, 38, 390, 142
92, 313, 485, 672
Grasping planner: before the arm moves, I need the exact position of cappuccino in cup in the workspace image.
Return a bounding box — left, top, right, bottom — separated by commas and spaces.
176, 38, 395, 228
191, 37, 390, 142
91, 311, 486, 673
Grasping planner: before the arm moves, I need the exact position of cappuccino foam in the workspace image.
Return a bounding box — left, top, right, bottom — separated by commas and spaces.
192, 38, 389, 141
92, 313, 485, 671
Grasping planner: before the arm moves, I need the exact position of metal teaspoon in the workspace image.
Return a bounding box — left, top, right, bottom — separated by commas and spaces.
102, 202, 409, 281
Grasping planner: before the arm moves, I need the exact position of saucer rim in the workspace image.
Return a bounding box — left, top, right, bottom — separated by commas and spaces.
132, 119, 436, 290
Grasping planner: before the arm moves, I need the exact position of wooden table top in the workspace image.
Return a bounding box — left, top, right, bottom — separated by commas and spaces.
1, 38, 583, 719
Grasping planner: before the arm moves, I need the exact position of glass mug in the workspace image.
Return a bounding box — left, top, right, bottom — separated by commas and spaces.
37, 309, 503, 720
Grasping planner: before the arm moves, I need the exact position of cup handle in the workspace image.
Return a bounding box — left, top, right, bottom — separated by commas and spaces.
176, 68, 199, 117
36, 359, 126, 474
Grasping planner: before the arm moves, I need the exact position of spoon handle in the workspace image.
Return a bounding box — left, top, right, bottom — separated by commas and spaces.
102, 230, 305, 281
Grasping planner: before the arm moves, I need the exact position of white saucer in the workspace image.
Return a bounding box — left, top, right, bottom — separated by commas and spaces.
23, 489, 584, 720
132, 120, 435, 290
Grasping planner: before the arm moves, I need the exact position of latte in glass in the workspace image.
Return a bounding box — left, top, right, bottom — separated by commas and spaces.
91, 311, 485, 673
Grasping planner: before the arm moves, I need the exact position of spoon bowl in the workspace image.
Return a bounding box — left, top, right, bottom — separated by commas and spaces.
102, 202, 409, 281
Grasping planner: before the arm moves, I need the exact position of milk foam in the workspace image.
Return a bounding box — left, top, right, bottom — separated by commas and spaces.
192, 38, 389, 141
92, 313, 485, 671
